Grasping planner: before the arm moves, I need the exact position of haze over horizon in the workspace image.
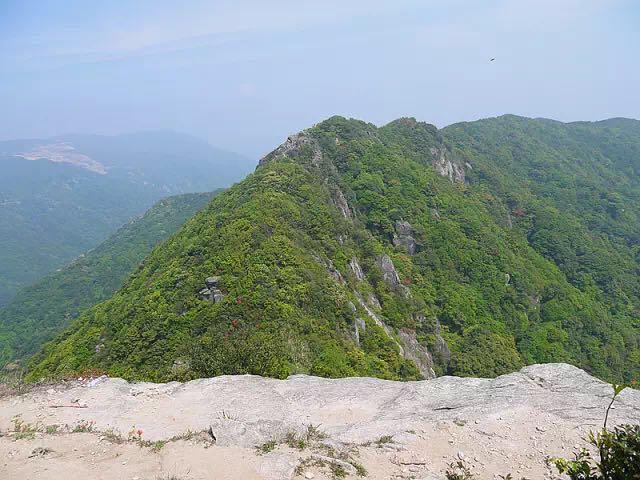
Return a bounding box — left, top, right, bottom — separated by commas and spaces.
1, 0, 638, 157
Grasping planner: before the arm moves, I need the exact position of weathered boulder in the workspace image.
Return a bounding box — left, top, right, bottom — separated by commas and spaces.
199, 277, 225, 303
377, 254, 401, 287
392, 220, 417, 254
377, 254, 410, 297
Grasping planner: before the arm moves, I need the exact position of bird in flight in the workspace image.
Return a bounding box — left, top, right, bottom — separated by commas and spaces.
490, 58, 496, 62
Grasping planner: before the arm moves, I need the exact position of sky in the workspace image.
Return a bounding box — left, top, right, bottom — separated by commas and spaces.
0, 0, 638, 158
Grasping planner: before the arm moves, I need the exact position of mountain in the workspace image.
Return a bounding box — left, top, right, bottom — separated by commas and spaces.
0, 191, 216, 366
26, 116, 640, 383
0, 131, 252, 305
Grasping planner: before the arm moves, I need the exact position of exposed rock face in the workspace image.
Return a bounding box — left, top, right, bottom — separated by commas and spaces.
2, 364, 638, 479
354, 292, 404, 355
198, 276, 225, 303
432, 317, 451, 364
434, 334, 451, 363
353, 317, 366, 346
430, 146, 465, 183
397, 328, 437, 379
348, 257, 364, 281
332, 188, 352, 219
377, 254, 410, 297
259, 132, 322, 167
315, 255, 346, 285
392, 220, 417, 254
377, 254, 401, 287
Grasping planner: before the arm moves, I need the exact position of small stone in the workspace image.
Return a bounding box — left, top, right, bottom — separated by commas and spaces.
303, 473, 314, 480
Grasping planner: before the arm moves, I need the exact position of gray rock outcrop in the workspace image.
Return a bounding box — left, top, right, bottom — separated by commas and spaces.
2, 364, 639, 480
198, 276, 225, 303
377, 254, 410, 298
348, 257, 364, 281
430, 146, 465, 183
392, 220, 416, 254
377, 254, 401, 287
332, 188, 352, 219
259, 132, 322, 167
397, 328, 437, 379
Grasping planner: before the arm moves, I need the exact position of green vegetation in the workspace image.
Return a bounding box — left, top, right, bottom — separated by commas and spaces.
256, 440, 277, 454
552, 383, 640, 480
24, 115, 640, 383
443, 116, 640, 382
11, 417, 40, 440
0, 192, 216, 366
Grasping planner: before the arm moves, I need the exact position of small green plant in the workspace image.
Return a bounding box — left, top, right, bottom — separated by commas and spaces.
149, 439, 168, 452
552, 383, 640, 480
352, 461, 367, 477
72, 420, 96, 433
374, 435, 393, 447
445, 460, 475, 480
101, 428, 125, 444
45, 424, 60, 434
445, 460, 513, 480
167, 429, 201, 442
329, 461, 348, 479
285, 430, 306, 450
305, 424, 328, 441
11, 417, 39, 440
256, 440, 277, 454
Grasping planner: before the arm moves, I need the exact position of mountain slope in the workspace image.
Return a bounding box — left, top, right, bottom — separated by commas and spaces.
0, 131, 252, 305
27, 116, 640, 383
0, 192, 216, 366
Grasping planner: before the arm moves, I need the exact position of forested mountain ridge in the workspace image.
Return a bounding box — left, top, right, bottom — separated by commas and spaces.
26, 116, 640, 383
0, 192, 216, 366
0, 131, 252, 305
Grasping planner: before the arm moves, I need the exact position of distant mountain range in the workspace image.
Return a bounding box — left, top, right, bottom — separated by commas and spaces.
0, 131, 253, 305
25, 115, 640, 384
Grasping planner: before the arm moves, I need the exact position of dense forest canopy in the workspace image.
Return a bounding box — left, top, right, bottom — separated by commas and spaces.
25, 115, 640, 384
0, 192, 216, 366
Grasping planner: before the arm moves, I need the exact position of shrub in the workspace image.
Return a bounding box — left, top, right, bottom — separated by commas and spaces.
552, 384, 640, 480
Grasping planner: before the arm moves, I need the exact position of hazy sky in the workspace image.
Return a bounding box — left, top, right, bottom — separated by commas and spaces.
1, 0, 638, 157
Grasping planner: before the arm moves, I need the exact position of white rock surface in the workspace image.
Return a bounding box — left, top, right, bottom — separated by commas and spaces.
1, 363, 638, 479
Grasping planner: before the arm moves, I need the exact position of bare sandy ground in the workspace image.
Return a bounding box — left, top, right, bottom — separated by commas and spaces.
1, 363, 639, 480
